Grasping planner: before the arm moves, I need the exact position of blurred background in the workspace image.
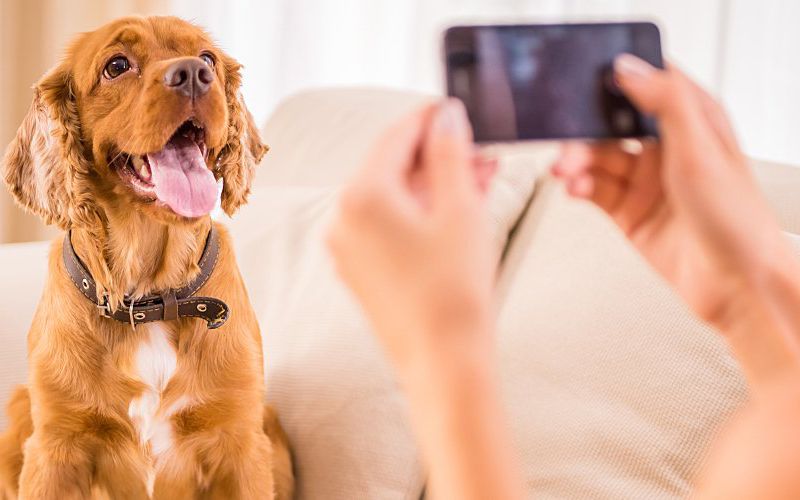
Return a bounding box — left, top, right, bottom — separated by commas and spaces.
2, 0, 799, 242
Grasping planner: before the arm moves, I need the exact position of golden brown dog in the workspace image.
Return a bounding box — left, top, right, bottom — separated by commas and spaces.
0, 16, 293, 499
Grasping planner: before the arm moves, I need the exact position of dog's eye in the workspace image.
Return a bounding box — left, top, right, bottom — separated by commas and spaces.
103, 56, 130, 79
200, 53, 215, 68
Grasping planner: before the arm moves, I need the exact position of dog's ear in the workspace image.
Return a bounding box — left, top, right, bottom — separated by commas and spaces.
216, 55, 268, 216
2, 64, 100, 230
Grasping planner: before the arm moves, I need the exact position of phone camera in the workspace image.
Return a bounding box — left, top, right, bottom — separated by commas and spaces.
613, 109, 635, 135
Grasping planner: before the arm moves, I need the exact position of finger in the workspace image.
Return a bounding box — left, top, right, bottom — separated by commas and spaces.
407, 149, 496, 209
566, 173, 594, 198
473, 153, 498, 195
553, 141, 635, 181
614, 55, 728, 169
588, 169, 627, 214
612, 143, 663, 234
423, 99, 477, 208
681, 73, 742, 157
344, 101, 438, 219
590, 142, 637, 179
565, 170, 626, 216
614, 55, 706, 129
358, 100, 438, 186
407, 166, 430, 208
552, 142, 593, 177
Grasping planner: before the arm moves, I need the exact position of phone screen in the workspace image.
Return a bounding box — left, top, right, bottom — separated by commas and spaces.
444, 23, 663, 142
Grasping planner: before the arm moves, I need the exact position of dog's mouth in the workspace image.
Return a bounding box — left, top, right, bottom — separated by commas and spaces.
111, 119, 218, 218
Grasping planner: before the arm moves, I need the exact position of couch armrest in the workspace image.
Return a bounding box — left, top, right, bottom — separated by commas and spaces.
257, 88, 431, 188
0, 239, 50, 430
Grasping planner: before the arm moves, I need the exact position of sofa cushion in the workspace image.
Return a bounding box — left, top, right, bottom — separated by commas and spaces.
257, 89, 432, 188
493, 178, 768, 499
0, 240, 50, 429
226, 152, 545, 499
752, 159, 800, 234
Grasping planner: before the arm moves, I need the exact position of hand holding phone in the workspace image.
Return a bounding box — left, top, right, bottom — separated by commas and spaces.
444, 22, 663, 142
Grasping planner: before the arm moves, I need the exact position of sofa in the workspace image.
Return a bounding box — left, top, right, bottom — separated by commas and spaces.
1, 88, 799, 499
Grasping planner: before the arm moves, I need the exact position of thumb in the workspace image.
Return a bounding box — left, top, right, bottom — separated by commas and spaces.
614, 54, 699, 127
423, 99, 475, 208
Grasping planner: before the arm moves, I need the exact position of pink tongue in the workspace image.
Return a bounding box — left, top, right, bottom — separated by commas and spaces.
147, 134, 217, 218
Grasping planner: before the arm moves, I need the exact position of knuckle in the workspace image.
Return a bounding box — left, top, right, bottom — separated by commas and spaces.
324, 230, 350, 279
657, 78, 692, 117
339, 186, 382, 218
324, 233, 350, 273
324, 226, 340, 254
667, 73, 694, 103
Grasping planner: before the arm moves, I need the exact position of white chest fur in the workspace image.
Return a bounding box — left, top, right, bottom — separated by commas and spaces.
127, 323, 189, 492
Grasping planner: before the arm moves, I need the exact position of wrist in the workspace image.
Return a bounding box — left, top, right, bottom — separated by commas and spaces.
394, 318, 526, 500
743, 236, 800, 301
713, 235, 800, 325
711, 249, 800, 392
396, 310, 496, 383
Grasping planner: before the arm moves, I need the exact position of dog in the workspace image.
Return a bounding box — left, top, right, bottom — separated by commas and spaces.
0, 16, 293, 499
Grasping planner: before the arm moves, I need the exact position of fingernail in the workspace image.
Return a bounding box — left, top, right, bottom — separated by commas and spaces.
433, 98, 470, 140
614, 53, 655, 80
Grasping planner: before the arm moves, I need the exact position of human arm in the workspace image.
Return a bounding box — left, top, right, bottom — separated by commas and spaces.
326, 100, 524, 500
552, 54, 800, 393
553, 54, 800, 498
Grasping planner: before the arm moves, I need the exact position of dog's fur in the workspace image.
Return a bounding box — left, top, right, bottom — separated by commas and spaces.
0, 16, 293, 499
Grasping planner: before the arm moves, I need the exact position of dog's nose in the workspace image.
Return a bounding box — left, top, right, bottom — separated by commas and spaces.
163, 59, 214, 99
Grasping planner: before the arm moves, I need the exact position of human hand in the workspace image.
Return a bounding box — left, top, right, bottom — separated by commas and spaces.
327, 101, 525, 500
326, 99, 498, 370
552, 54, 800, 331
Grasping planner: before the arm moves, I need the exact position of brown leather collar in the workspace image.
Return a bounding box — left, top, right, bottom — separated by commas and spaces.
63, 224, 229, 330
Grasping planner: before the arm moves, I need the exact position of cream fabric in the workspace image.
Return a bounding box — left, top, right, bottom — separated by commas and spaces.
751, 159, 800, 234
226, 151, 544, 499
497, 178, 764, 499
0, 86, 799, 499
0, 240, 52, 428
234, 88, 550, 498
230, 186, 417, 500
257, 88, 433, 189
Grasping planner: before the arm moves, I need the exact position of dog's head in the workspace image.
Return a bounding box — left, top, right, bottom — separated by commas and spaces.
2, 16, 266, 229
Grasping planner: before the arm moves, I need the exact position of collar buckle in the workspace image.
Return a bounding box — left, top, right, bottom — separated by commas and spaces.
96, 295, 112, 318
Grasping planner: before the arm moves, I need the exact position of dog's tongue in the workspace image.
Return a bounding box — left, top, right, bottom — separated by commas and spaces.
147, 134, 217, 218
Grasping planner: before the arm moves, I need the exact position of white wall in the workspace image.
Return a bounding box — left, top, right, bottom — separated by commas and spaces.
170, 0, 800, 166
721, 0, 800, 165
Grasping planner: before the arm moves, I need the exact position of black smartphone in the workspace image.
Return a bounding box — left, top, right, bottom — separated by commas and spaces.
444, 22, 663, 142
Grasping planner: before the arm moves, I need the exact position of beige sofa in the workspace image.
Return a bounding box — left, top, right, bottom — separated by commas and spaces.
1, 88, 799, 499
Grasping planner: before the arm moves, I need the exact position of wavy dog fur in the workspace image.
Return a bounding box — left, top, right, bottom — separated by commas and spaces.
0, 16, 292, 499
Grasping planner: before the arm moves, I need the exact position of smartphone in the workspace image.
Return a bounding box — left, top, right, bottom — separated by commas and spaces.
444, 22, 663, 142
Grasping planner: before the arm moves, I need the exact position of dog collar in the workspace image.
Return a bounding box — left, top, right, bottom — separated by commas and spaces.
63, 224, 229, 330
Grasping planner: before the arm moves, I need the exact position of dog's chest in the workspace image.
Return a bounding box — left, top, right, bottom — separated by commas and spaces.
127, 323, 189, 490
